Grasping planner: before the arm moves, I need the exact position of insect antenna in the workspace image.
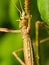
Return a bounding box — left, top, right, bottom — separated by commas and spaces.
19, 0, 24, 11
12, 0, 21, 14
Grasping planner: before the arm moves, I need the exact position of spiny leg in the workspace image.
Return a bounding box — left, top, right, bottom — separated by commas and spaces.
12, 48, 25, 65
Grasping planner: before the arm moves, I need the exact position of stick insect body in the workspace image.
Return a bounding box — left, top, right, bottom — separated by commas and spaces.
11, 0, 49, 65
0, 0, 49, 65
12, 0, 34, 65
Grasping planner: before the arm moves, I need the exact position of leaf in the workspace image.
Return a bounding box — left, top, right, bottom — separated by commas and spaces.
37, 0, 49, 26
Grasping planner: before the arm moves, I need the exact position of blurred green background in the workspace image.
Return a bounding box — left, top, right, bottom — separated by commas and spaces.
0, 0, 49, 65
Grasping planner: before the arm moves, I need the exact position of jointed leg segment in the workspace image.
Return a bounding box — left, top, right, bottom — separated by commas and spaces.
34, 21, 49, 65
0, 28, 21, 33
12, 48, 25, 65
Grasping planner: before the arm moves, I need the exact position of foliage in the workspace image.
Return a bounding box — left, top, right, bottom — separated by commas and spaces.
37, 0, 49, 26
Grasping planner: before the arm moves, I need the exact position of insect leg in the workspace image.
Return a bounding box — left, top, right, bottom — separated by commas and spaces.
12, 48, 25, 65
0, 28, 21, 33
34, 21, 40, 65
33, 37, 49, 47
34, 21, 49, 65
36, 21, 49, 44
40, 37, 49, 43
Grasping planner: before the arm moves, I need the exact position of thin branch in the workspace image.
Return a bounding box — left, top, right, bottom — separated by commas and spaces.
0, 28, 21, 33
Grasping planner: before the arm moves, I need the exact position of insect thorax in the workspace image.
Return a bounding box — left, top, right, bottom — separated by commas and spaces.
19, 11, 28, 28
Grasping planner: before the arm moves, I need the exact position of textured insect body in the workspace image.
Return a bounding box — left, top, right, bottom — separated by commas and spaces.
19, 11, 28, 28
21, 26, 34, 65
17, 0, 34, 65
18, 9, 34, 65
9, 0, 34, 65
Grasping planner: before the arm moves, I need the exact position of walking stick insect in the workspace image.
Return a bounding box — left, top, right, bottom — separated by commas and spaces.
0, 0, 49, 65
